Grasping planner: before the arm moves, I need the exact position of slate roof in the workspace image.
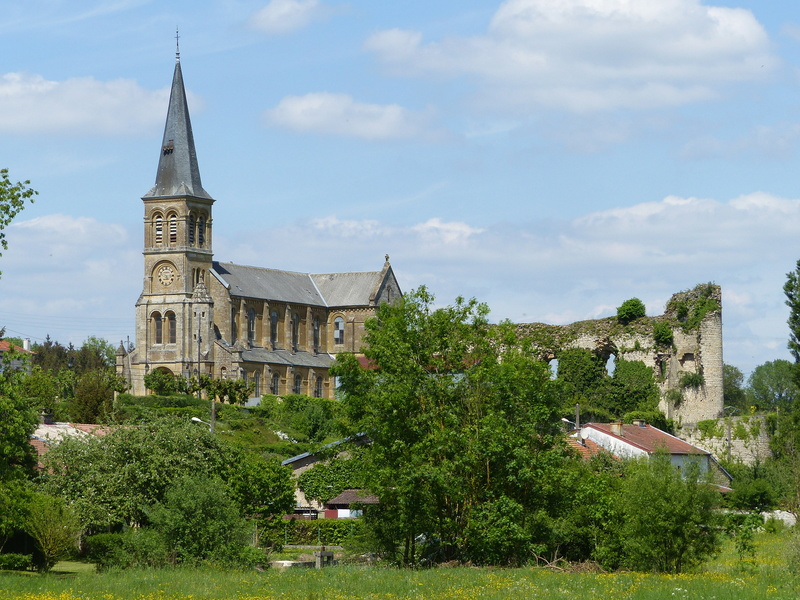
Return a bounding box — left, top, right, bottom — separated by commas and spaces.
585, 422, 709, 456
144, 58, 211, 200
311, 271, 383, 307
212, 261, 383, 308
240, 347, 334, 369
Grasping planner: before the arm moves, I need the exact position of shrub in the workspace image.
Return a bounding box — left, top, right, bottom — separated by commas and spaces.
0, 553, 31, 571
86, 529, 169, 571
680, 372, 705, 389
617, 298, 646, 324
277, 519, 363, 547
653, 322, 674, 346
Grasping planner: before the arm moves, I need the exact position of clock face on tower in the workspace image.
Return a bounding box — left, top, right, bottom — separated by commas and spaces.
157, 264, 176, 286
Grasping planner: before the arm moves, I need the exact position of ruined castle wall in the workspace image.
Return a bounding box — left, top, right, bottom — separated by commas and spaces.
682, 416, 772, 466
517, 283, 725, 426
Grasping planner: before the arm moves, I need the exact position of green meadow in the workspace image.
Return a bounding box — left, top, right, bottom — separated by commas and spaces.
1, 531, 798, 600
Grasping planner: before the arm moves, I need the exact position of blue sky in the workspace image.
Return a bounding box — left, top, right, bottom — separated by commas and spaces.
2, 0, 800, 375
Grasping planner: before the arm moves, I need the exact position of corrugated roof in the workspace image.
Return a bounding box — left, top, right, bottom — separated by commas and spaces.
586, 422, 708, 456
311, 271, 381, 307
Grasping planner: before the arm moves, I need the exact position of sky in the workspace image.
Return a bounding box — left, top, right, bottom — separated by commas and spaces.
2, 0, 800, 376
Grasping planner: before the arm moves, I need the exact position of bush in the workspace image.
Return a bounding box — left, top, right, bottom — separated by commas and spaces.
680, 372, 705, 389
0, 553, 31, 571
653, 322, 674, 346
277, 519, 363, 546
617, 298, 646, 324
86, 529, 170, 571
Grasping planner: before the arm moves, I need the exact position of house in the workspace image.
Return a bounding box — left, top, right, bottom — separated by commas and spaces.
0, 339, 34, 375
30, 416, 112, 468
324, 489, 379, 519
571, 420, 732, 489
116, 53, 401, 399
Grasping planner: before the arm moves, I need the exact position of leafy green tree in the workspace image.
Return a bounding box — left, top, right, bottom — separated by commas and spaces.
723, 364, 748, 413
70, 370, 126, 423
617, 298, 646, 324
0, 168, 37, 278
619, 453, 721, 573
24, 492, 82, 572
785, 259, 800, 363
42, 417, 293, 531
147, 476, 250, 565
0, 480, 32, 551
609, 359, 659, 415
333, 288, 565, 566
747, 359, 798, 412
298, 457, 366, 504
0, 367, 38, 483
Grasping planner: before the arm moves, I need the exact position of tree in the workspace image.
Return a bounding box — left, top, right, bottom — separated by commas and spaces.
333, 288, 566, 566
0, 366, 39, 483
617, 298, 646, 324
70, 369, 126, 423
723, 364, 748, 413
785, 259, 800, 363
619, 453, 721, 573
42, 417, 293, 531
747, 359, 798, 412
24, 492, 82, 572
0, 168, 37, 278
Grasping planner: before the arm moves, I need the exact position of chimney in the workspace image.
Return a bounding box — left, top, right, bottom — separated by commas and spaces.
40, 409, 54, 425
610, 422, 624, 436
23, 338, 31, 351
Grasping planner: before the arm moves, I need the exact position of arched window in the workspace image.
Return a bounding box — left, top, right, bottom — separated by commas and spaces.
166, 311, 177, 344
334, 316, 345, 346
168, 213, 177, 244
270, 311, 279, 349
154, 214, 163, 246
248, 308, 256, 344
291, 313, 299, 352
271, 372, 280, 395
220, 367, 227, 380
312, 317, 320, 353
153, 312, 163, 344
314, 376, 323, 398
188, 214, 195, 245
198, 215, 205, 247
293, 373, 302, 394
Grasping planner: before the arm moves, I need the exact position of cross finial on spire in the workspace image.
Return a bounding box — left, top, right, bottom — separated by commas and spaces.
175, 27, 180, 62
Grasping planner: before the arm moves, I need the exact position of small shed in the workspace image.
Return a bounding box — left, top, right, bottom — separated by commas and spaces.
324, 489, 379, 519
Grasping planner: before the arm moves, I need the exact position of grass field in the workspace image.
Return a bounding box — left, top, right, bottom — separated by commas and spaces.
1, 531, 798, 599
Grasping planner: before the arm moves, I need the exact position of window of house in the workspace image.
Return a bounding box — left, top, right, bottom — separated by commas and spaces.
334, 316, 345, 346
314, 376, 323, 398
168, 213, 177, 244
293, 373, 302, 394
271, 372, 280, 395
291, 313, 299, 352
154, 214, 163, 245
270, 311, 279, 349
153, 312, 163, 344
188, 214, 195, 245
248, 308, 256, 344
167, 312, 176, 344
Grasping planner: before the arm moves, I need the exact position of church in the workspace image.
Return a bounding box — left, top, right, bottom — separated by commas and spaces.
117, 53, 401, 399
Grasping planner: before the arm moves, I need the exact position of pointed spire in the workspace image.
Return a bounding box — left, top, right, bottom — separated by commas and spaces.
144, 54, 211, 199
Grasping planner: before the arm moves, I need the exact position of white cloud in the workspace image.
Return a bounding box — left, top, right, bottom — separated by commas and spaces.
365, 0, 776, 114
264, 92, 438, 140
249, 0, 330, 35
0, 73, 169, 135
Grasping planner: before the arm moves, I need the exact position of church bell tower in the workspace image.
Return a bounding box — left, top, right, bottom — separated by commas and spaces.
131, 46, 215, 392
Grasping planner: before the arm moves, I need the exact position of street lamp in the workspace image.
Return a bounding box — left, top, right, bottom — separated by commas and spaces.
191, 416, 213, 433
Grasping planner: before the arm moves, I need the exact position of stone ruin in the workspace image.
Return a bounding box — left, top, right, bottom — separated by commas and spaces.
516, 283, 723, 427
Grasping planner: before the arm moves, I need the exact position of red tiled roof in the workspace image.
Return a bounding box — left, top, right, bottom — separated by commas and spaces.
0, 340, 33, 354
586, 422, 708, 456
565, 436, 607, 459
